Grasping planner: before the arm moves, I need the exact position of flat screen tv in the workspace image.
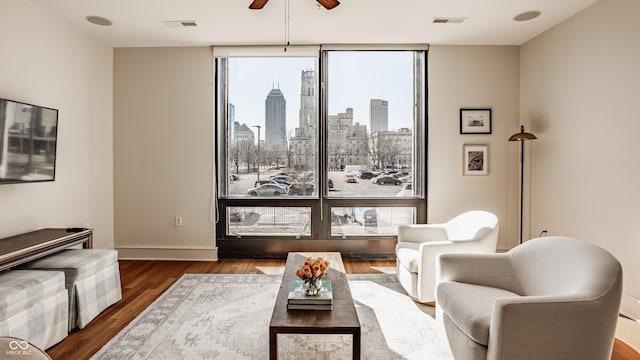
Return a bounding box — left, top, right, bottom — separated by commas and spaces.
0, 98, 58, 184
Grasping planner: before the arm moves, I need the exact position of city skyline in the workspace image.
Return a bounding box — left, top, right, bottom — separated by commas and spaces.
228, 52, 414, 139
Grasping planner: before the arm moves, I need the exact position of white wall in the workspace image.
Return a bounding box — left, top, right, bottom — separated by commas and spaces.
112, 45, 520, 256
0, 0, 114, 248
521, 0, 640, 318
428, 45, 521, 250
113, 47, 216, 260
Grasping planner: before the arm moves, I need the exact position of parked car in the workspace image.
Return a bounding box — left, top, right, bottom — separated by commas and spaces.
344, 174, 357, 183
372, 175, 402, 185
268, 174, 290, 186
357, 171, 377, 179
247, 183, 287, 196
254, 179, 276, 187
288, 183, 315, 196
392, 171, 410, 179
353, 208, 378, 227
271, 178, 291, 187
270, 174, 290, 181
229, 173, 239, 182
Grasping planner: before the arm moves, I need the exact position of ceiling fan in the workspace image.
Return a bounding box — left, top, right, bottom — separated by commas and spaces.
249, 0, 340, 10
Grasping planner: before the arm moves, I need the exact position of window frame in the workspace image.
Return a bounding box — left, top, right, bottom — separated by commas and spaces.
214, 46, 428, 258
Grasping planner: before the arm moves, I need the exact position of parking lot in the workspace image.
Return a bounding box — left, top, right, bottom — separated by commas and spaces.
228, 169, 406, 198
226, 169, 414, 236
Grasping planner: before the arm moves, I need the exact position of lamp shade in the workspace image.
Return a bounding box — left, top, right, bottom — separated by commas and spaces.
509, 125, 537, 141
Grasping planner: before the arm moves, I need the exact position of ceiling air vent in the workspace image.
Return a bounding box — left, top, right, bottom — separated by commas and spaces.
433, 17, 467, 24
163, 20, 198, 27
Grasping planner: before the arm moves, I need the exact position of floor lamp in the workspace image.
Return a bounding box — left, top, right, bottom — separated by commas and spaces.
509, 125, 537, 244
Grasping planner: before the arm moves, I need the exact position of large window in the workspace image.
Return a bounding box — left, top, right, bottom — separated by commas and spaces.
215, 46, 426, 257
223, 56, 319, 198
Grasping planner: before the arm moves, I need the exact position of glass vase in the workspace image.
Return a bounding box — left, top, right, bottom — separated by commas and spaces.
303, 278, 323, 296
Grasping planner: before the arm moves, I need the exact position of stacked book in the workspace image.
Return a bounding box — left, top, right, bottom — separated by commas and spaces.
287, 279, 333, 310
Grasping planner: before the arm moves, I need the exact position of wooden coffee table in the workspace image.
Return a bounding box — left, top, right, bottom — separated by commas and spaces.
269, 252, 361, 359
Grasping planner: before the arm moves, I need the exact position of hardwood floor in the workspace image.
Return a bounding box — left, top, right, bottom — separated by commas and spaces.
46, 259, 640, 360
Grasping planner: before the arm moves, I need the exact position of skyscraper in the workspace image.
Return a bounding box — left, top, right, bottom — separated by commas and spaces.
298, 70, 315, 130
370, 99, 388, 133
265, 87, 286, 150
289, 70, 317, 170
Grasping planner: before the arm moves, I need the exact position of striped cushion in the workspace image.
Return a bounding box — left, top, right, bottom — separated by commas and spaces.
20, 249, 118, 284
0, 270, 65, 320
20, 249, 122, 329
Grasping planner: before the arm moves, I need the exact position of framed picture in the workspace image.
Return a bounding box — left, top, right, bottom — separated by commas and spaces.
463, 144, 488, 176
460, 108, 492, 134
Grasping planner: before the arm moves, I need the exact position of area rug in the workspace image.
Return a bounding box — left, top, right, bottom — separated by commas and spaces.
91, 274, 453, 360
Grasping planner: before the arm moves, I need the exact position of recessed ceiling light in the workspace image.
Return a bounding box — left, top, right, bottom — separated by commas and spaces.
86, 16, 113, 26
433, 17, 467, 24
513, 10, 541, 22
163, 20, 198, 27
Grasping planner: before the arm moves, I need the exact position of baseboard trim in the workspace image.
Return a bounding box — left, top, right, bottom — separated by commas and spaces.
116, 247, 218, 261
621, 294, 640, 321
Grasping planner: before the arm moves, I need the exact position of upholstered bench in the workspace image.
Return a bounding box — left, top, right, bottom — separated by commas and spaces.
0, 270, 68, 349
19, 249, 122, 330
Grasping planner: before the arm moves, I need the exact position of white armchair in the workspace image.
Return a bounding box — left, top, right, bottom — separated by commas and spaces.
436, 236, 623, 360
395, 210, 499, 303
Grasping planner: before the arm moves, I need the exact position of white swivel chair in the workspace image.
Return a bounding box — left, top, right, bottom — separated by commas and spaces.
436, 236, 623, 360
395, 210, 499, 303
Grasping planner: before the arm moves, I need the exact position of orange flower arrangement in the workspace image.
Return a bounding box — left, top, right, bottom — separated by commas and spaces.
295, 256, 330, 281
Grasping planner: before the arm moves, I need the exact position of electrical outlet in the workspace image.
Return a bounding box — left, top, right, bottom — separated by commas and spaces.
175, 216, 183, 227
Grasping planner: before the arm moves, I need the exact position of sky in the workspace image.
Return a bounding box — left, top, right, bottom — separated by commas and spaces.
228, 51, 414, 137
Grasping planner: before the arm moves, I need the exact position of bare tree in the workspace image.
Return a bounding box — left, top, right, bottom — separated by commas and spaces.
366, 133, 383, 170
229, 142, 240, 174
382, 137, 403, 170
368, 131, 404, 170
237, 140, 256, 173
327, 140, 339, 171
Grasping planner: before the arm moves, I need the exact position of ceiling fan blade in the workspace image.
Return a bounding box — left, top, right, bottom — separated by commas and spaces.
316, 0, 340, 10
249, 0, 269, 10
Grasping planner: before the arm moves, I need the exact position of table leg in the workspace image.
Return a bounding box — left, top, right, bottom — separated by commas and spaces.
353, 329, 361, 360
269, 328, 277, 360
